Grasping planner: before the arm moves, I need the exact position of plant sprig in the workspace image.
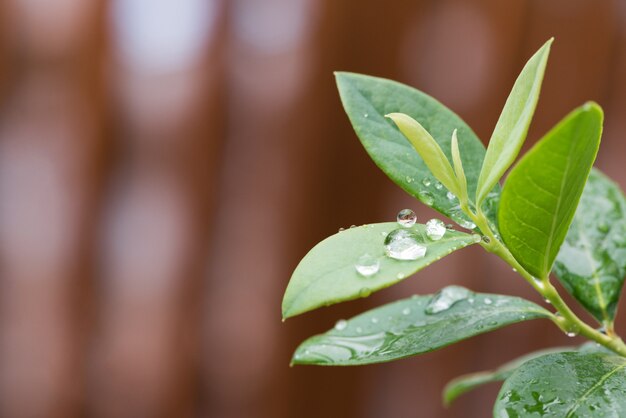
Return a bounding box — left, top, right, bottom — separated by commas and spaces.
282, 39, 626, 415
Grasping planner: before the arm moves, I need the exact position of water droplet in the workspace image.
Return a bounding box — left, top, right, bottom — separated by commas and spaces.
434, 182, 443, 190
472, 234, 482, 243
355, 254, 380, 277
405, 176, 413, 183
446, 191, 456, 200
425, 218, 446, 240
384, 229, 427, 260
349, 225, 356, 229
402, 307, 411, 315
397, 209, 417, 227
425, 286, 472, 314
380, 231, 388, 237
396, 272, 406, 279
359, 287, 372, 297
418, 191, 434, 206
338, 227, 345, 232
512, 268, 517, 272
484, 297, 493, 305
370, 317, 379, 324
364, 113, 369, 118
421, 178, 432, 187
335, 319, 348, 331
566, 331, 577, 338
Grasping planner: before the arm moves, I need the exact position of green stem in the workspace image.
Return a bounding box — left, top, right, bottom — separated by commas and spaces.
468, 209, 626, 358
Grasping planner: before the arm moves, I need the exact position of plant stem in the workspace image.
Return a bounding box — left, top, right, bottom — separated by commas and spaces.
469, 209, 626, 358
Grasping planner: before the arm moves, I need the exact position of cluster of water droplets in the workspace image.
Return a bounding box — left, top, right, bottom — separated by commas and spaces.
354, 208, 453, 278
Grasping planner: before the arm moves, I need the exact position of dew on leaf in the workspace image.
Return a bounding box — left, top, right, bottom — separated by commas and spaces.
396, 209, 417, 227
384, 229, 426, 260
425, 286, 472, 314
355, 253, 380, 277
425, 218, 446, 240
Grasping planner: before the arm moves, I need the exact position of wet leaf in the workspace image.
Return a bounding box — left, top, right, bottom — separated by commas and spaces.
291, 287, 551, 365
554, 168, 626, 327
443, 346, 572, 406
335, 72, 499, 228
282, 223, 477, 319
494, 352, 626, 417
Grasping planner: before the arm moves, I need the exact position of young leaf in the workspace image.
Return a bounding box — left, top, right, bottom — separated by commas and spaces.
443, 346, 573, 406
494, 352, 626, 417
450, 129, 468, 204
476, 39, 552, 205
498, 103, 603, 280
291, 287, 552, 365
335, 72, 498, 227
554, 168, 626, 328
385, 113, 460, 197
282, 223, 478, 319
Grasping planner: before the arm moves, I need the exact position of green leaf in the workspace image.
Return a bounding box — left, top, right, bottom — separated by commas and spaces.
451, 129, 468, 204
494, 352, 626, 417
385, 113, 460, 197
291, 286, 551, 365
443, 346, 572, 406
335, 72, 499, 228
498, 103, 603, 279
553, 168, 626, 327
476, 39, 552, 205
282, 223, 478, 319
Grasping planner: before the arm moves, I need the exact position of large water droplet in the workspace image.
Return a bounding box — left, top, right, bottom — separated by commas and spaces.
425, 218, 446, 240
446, 191, 456, 200
484, 297, 493, 305
354, 253, 380, 277
396, 209, 417, 227
364, 113, 369, 118
434, 182, 443, 190
425, 286, 471, 314
402, 307, 411, 315
421, 178, 432, 187
334, 319, 348, 331
384, 229, 427, 260
418, 191, 434, 206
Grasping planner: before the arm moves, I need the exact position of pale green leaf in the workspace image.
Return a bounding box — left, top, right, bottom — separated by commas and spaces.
476, 39, 552, 205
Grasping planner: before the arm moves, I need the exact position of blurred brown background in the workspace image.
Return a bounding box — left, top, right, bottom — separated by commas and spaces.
0, 0, 623, 417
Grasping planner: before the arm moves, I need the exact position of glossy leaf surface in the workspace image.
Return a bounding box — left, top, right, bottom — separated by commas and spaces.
494, 352, 626, 417
476, 39, 552, 204
335, 72, 498, 227
291, 287, 551, 365
498, 103, 603, 279
282, 223, 477, 319
554, 168, 626, 326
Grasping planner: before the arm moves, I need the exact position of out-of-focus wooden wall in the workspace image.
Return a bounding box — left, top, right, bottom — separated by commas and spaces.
0, 0, 623, 417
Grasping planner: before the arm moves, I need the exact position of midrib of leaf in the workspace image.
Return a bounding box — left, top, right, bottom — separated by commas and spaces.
574, 216, 609, 324
564, 361, 626, 417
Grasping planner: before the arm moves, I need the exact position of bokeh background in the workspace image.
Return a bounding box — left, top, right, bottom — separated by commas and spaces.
0, 0, 624, 417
